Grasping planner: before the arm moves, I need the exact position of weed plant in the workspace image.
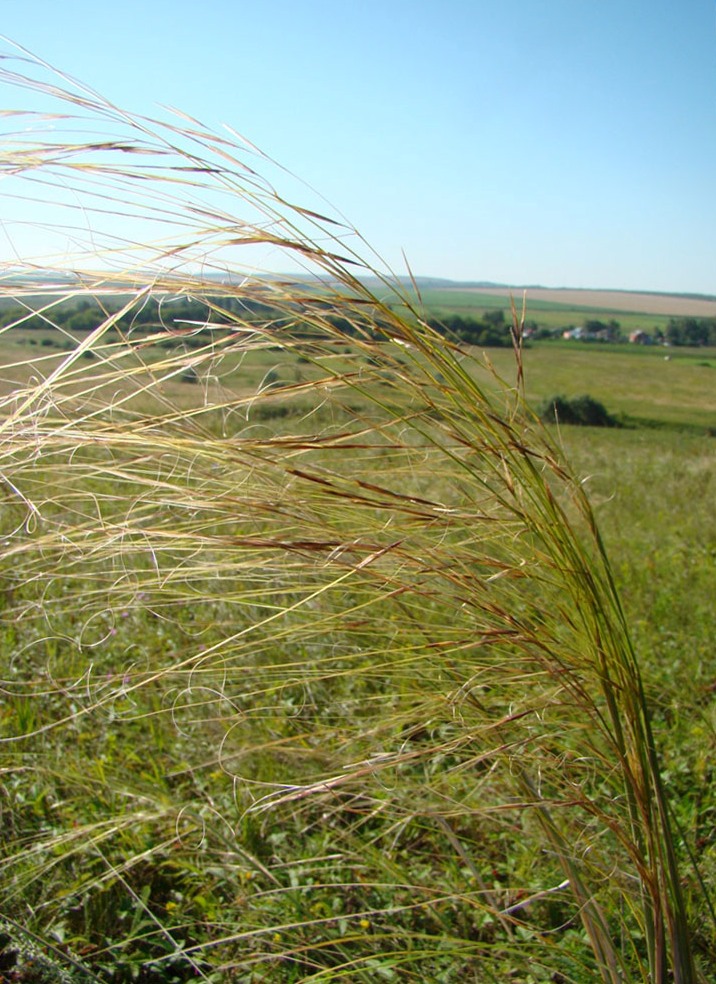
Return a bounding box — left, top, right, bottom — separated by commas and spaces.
0, 48, 713, 982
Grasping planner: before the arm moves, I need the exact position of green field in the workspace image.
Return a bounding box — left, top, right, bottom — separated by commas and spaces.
5, 326, 714, 432
481, 342, 716, 430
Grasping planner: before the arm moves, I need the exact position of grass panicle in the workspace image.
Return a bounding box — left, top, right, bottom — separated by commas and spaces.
0, 45, 710, 982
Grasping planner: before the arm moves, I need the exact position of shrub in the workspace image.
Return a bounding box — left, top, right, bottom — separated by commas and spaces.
539, 393, 621, 427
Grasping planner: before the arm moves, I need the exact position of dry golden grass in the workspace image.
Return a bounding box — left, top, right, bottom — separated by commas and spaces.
0, 46, 710, 983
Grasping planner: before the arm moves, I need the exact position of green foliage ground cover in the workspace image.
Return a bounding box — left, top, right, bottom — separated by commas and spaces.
560, 427, 716, 962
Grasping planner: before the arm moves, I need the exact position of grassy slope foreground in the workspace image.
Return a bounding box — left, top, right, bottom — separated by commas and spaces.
0, 55, 715, 983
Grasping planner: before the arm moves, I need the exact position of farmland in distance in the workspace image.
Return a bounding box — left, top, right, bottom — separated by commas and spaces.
408, 282, 716, 334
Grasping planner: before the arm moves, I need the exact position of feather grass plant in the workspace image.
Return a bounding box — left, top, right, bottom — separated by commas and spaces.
0, 45, 710, 981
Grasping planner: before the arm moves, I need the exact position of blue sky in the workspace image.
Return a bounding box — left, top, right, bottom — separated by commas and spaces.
1, 0, 715, 292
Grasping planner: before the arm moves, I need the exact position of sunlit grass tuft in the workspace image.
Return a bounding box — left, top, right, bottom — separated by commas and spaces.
0, 44, 712, 982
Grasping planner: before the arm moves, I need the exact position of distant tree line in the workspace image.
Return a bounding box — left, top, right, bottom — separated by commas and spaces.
1, 296, 520, 348
19, 297, 716, 350
665, 316, 716, 346
0, 296, 281, 335
427, 309, 513, 347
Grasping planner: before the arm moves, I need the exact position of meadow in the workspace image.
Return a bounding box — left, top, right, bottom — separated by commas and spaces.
1, 57, 715, 984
